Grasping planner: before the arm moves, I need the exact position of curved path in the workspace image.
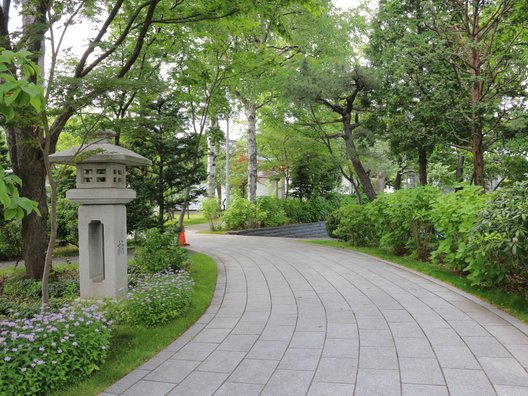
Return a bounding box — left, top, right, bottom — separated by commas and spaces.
103, 231, 528, 396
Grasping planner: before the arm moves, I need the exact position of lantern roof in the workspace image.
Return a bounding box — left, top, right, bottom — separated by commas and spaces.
49, 131, 151, 167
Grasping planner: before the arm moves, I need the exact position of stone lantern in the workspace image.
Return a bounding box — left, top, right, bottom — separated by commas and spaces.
49, 131, 151, 300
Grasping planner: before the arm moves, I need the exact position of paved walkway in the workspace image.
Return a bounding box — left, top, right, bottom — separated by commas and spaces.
102, 230, 528, 396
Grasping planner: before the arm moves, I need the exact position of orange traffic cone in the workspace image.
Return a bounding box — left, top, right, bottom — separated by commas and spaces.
179, 225, 190, 246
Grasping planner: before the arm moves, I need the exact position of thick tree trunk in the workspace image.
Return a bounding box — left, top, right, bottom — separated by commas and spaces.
418, 147, 427, 186
8, 127, 49, 279
343, 115, 376, 201
245, 103, 258, 203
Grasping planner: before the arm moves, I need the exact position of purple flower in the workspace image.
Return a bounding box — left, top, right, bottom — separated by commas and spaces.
4, 356, 11, 362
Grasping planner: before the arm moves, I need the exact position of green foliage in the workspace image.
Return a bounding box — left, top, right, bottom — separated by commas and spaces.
430, 185, 486, 270
1, 268, 79, 317
290, 151, 341, 200
370, 186, 440, 260
0, 49, 45, 123
0, 166, 39, 221
0, 220, 23, 260
0, 303, 111, 396
56, 198, 79, 246
221, 197, 255, 230
465, 182, 528, 288
282, 196, 340, 224
133, 228, 190, 273
333, 203, 379, 246
200, 197, 222, 231
256, 196, 289, 227
114, 270, 194, 327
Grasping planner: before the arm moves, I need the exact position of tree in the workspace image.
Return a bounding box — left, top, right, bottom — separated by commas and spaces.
0, 0, 244, 278
438, 0, 528, 187
368, 0, 456, 186
290, 150, 341, 200
126, 93, 206, 230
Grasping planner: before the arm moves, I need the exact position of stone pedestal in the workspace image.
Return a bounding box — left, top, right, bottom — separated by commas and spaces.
67, 188, 136, 300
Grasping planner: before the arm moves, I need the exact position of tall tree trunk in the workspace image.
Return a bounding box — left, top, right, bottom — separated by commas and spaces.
375, 171, 386, 193
245, 103, 257, 203
455, 153, 465, 182
394, 170, 403, 190
471, 128, 485, 187
343, 115, 376, 201
207, 119, 218, 197
418, 147, 427, 186
216, 185, 222, 206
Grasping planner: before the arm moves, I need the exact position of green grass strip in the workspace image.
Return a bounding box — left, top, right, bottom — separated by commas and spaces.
304, 240, 528, 324
52, 252, 217, 396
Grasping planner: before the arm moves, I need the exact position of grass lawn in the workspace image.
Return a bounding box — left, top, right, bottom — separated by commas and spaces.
52, 252, 217, 396
165, 212, 208, 227
304, 240, 528, 324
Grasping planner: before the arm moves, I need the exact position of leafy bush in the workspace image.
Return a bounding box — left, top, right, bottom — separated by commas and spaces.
370, 187, 440, 260
325, 208, 341, 238
430, 185, 486, 270
465, 182, 528, 287
116, 270, 194, 327
0, 220, 23, 261
0, 303, 111, 395
2, 270, 79, 305
333, 203, 379, 246
200, 197, 222, 230
56, 198, 79, 246
256, 197, 289, 227
134, 228, 190, 273
222, 197, 255, 230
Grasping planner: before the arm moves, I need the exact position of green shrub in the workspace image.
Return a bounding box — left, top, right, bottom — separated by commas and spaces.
0, 303, 111, 395
370, 187, 440, 260
117, 270, 194, 327
325, 209, 341, 238
222, 197, 255, 230
430, 185, 486, 270
256, 197, 289, 227
333, 203, 379, 246
0, 220, 23, 261
56, 198, 79, 246
133, 228, 190, 273
200, 197, 222, 231
465, 182, 528, 287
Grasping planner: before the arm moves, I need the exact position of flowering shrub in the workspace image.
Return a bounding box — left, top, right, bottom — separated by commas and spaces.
119, 270, 194, 327
0, 303, 111, 395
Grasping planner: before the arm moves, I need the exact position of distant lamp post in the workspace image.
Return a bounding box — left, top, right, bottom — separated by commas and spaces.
49, 131, 151, 300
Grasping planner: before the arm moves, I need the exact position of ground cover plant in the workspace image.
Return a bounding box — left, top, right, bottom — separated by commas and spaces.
0, 303, 112, 395
113, 270, 194, 327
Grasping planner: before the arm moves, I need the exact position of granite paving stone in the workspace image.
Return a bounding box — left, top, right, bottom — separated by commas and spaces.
103, 229, 528, 395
